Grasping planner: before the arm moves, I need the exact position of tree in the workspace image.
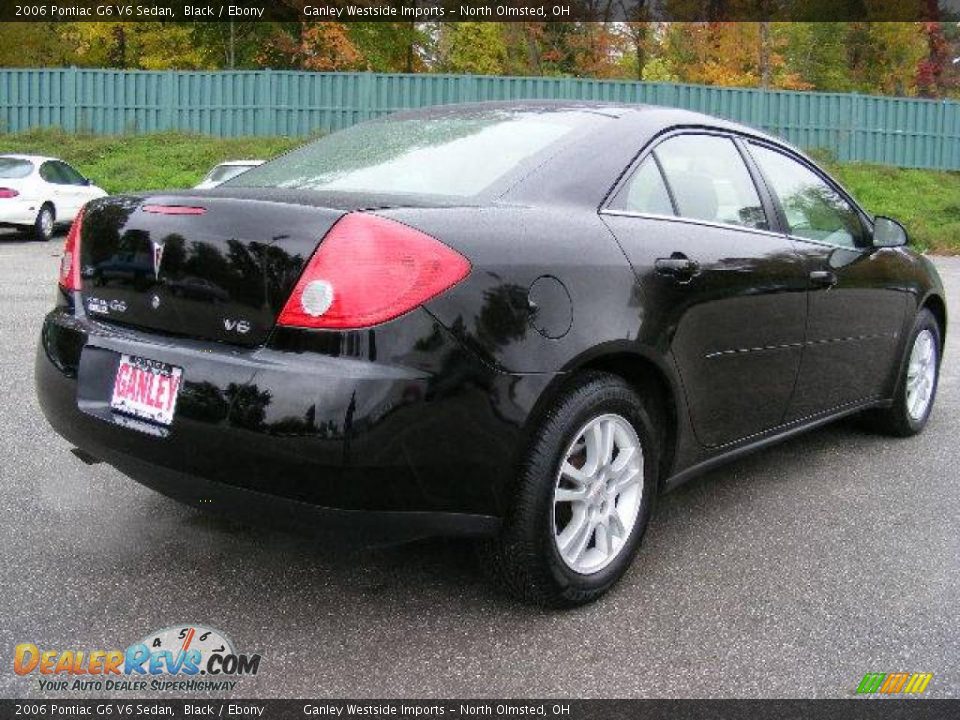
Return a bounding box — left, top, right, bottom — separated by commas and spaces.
190, 21, 277, 69
0, 23, 71, 67
258, 22, 363, 71
759, 21, 771, 88
61, 23, 215, 70
348, 22, 429, 73
567, 23, 626, 78
916, 2, 950, 98
436, 23, 507, 75
620, 21, 654, 81
779, 22, 926, 96
778, 22, 853, 91
851, 23, 926, 96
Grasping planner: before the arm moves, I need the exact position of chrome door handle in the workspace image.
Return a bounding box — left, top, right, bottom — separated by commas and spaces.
809, 270, 838, 287
655, 256, 700, 282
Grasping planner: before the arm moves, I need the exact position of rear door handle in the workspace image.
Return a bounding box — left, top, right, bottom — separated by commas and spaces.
655, 255, 700, 282
809, 270, 838, 288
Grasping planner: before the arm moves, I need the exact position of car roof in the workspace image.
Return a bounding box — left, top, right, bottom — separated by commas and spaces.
385, 100, 799, 207
0, 154, 63, 166
387, 99, 789, 147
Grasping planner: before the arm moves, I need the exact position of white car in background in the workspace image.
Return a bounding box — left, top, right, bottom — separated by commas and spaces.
0, 155, 107, 241
195, 160, 265, 189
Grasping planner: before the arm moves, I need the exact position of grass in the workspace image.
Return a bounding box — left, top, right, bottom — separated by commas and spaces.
0, 129, 302, 195
1, 129, 958, 253
827, 161, 960, 255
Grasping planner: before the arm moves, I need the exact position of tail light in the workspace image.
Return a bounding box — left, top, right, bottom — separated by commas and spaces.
59, 206, 85, 291
277, 213, 471, 330
0, 188, 19, 198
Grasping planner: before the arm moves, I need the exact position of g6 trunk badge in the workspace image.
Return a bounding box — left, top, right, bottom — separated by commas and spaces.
151, 239, 165, 280
151, 295, 161, 310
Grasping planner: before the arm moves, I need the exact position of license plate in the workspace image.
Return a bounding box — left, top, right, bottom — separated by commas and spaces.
110, 354, 183, 427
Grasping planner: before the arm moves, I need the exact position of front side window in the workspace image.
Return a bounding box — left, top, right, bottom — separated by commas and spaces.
56, 162, 86, 185
654, 134, 767, 230
749, 143, 863, 248
613, 158, 674, 216
39, 162, 65, 184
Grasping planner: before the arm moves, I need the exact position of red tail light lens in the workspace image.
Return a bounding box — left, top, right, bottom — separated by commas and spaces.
0, 188, 19, 198
59, 206, 85, 291
277, 213, 471, 330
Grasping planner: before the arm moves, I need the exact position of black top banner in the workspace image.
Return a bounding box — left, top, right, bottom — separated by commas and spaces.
1, 700, 960, 720
2, 0, 959, 22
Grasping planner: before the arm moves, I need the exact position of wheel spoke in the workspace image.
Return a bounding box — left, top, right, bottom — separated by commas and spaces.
600, 420, 615, 466
907, 361, 921, 381
560, 462, 590, 487
610, 445, 636, 473
612, 466, 641, 493
595, 522, 613, 555
584, 423, 604, 476
557, 509, 587, 549
561, 515, 594, 563
608, 512, 626, 539
555, 486, 587, 504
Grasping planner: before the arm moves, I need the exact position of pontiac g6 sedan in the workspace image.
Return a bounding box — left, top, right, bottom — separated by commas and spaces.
37, 102, 946, 606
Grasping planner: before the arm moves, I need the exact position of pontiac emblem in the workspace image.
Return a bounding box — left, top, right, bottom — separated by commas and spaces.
151, 239, 165, 280
151, 295, 161, 310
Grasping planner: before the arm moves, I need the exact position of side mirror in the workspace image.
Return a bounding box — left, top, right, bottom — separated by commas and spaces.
81, 179, 92, 187
873, 216, 908, 248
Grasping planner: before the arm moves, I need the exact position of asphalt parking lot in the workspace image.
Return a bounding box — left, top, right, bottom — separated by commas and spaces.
0, 230, 957, 699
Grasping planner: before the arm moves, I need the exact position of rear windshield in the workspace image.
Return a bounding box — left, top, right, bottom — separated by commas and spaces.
225, 109, 596, 198
0, 158, 33, 179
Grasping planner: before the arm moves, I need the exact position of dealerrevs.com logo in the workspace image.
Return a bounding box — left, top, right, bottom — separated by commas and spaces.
14, 625, 262, 693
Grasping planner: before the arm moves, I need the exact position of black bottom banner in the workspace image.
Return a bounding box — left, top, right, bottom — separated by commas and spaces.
1, 700, 958, 720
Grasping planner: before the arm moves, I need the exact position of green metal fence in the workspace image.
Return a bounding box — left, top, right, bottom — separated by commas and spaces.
1, 67, 958, 170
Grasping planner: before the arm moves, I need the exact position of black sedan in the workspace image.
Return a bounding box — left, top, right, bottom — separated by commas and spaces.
37, 102, 946, 607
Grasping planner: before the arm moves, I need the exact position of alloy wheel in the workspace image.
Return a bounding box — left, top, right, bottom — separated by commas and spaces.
40, 209, 53, 239
552, 413, 644, 575
906, 328, 937, 421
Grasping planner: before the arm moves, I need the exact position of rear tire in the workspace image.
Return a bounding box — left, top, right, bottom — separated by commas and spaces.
479, 372, 658, 607
34, 204, 54, 242
864, 309, 941, 437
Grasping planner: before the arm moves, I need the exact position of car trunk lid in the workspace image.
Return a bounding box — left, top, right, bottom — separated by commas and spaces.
78, 194, 346, 347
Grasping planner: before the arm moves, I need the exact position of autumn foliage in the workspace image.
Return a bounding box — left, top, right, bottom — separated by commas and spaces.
0, 21, 956, 99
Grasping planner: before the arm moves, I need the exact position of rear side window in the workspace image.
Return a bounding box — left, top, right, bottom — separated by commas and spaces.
612, 158, 674, 216
749, 143, 864, 248
227, 110, 598, 199
654, 135, 768, 230
0, 158, 33, 179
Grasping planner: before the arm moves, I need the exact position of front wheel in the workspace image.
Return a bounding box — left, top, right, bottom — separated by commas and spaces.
865, 309, 942, 436
480, 372, 658, 607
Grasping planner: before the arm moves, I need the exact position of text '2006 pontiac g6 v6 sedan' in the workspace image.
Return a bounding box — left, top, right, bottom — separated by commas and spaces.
37, 102, 946, 607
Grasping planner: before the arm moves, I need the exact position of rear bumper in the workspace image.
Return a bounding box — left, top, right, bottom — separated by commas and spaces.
37, 305, 550, 540
106, 454, 500, 543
